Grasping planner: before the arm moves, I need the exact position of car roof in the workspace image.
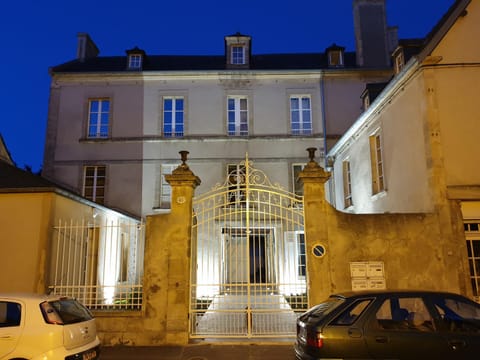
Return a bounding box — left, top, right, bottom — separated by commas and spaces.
0, 293, 70, 303
329, 289, 468, 300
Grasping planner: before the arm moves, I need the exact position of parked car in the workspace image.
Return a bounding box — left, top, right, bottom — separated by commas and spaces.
0, 293, 100, 360
295, 290, 480, 359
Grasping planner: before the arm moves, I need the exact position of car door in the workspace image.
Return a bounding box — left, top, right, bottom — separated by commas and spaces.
320, 298, 373, 359
0, 300, 23, 359
363, 295, 451, 359
429, 294, 480, 358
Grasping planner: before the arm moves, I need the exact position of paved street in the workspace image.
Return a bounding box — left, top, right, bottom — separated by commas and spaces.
101, 342, 296, 360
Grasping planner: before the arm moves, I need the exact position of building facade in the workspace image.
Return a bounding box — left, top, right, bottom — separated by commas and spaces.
327, 0, 480, 300
42, 1, 395, 219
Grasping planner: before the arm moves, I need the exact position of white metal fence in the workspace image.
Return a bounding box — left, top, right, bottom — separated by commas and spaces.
48, 217, 144, 310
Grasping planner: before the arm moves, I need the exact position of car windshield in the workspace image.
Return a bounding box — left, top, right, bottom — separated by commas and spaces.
41, 299, 93, 325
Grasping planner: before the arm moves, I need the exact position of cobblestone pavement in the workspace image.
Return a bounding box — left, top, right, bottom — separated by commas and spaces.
101, 342, 296, 360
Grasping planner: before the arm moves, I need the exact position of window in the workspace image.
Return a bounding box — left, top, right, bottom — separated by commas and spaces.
394, 51, 405, 74
292, 164, 305, 205
227, 164, 246, 205
290, 96, 312, 135
297, 233, 306, 278
87, 99, 110, 138
83, 166, 106, 204
369, 133, 385, 195
0, 302, 21, 327
128, 54, 142, 69
363, 94, 371, 110
227, 96, 248, 136
342, 160, 353, 208
163, 97, 184, 137
159, 164, 177, 208
231, 46, 245, 65
432, 295, 480, 332
375, 297, 434, 331
332, 299, 372, 325
465, 222, 480, 298
328, 50, 344, 67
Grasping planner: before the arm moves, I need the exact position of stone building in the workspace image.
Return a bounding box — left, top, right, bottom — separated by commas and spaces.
24, 0, 480, 345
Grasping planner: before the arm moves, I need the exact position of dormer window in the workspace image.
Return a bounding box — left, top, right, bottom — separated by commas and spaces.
326, 44, 345, 68
361, 82, 387, 111
224, 33, 251, 69
126, 46, 146, 71
394, 51, 405, 74
231, 46, 246, 65
128, 54, 142, 69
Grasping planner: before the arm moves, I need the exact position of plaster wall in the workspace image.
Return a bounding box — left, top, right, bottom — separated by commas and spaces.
0, 193, 53, 293
424, 0, 480, 187
330, 71, 432, 213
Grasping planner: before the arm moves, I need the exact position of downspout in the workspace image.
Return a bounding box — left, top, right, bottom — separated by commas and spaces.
320, 73, 336, 207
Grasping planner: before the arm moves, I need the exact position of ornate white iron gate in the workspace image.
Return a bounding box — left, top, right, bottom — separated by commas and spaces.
190, 156, 307, 338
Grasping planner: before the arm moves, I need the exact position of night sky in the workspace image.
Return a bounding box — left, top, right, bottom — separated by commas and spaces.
0, 0, 454, 172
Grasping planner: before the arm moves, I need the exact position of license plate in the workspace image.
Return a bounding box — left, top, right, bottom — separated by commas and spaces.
82, 349, 98, 360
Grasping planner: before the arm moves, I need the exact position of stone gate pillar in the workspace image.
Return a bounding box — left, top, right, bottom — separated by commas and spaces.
298, 148, 332, 306
143, 151, 200, 345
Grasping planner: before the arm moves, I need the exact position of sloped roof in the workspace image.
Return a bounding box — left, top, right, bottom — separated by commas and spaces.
0, 160, 56, 192
0, 134, 13, 165
50, 52, 359, 73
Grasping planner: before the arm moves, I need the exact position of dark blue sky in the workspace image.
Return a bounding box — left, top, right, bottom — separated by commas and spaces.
0, 0, 454, 172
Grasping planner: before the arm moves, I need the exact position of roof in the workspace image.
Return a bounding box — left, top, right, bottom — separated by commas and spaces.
327, 0, 472, 158
0, 134, 13, 165
50, 52, 360, 73
0, 160, 141, 220
0, 160, 56, 192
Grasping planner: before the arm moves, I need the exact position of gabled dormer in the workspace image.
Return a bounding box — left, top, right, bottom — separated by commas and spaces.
360, 82, 388, 111
391, 39, 423, 75
126, 46, 146, 71
326, 44, 345, 67
224, 33, 251, 69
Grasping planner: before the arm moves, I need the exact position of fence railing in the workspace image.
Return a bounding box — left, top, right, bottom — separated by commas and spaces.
48, 284, 143, 310
49, 217, 144, 311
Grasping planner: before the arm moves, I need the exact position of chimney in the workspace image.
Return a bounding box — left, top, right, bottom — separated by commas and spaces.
77, 33, 99, 62
353, 0, 390, 68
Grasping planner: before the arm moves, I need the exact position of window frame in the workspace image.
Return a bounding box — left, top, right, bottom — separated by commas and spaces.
369, 132, 386, 195
328, 50, 344, 67
163, 96, 185, 138
227, 96, 249, 136
159, 164, 177, 208
342, 160, 353, 208
394, 51, 405, 74
87, 98, 110, 139
128, 54, 143, 69
290, 95, 312, 135
83, 165, 106, 205
465, 221, 480, 298
231, 45, 246, 65
292, 163, 305, 199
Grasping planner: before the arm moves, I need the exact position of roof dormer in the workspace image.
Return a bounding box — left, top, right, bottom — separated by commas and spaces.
361, 82, 388, 111
126, 46, 146, 71
391, 39, 423, 75
224, 33, 251, 69
326, 44, 345, 68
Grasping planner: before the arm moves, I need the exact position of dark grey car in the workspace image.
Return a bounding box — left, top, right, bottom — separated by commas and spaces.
295, 290, 480, 360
